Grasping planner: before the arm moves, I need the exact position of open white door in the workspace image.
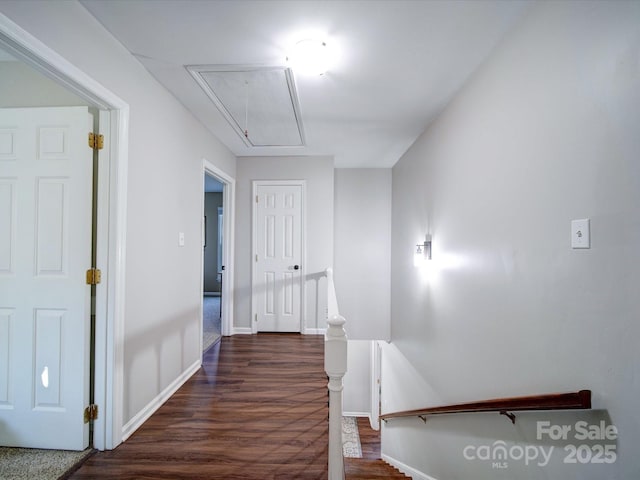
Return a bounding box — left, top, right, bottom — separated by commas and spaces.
253, 181, 304, 333
0, 107, 93, 450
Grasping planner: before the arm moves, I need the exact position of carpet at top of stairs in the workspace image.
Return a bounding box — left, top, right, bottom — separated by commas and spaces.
342, 416, 363, 458
203, 295, 221, 352
0, 447, 94, 480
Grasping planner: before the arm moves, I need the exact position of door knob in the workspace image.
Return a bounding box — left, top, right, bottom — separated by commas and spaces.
294, 265, 300, 270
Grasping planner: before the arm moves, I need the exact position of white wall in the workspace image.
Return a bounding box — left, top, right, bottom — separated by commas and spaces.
343, 340, 372, 418
235, 156, 333, 333
0, 1, 236, 429
334, 169, 391, 340
384, 1, 640, 479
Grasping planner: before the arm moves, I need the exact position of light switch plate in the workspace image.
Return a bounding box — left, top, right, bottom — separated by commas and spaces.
178, 232, 185, 247
571, 219, 590, 249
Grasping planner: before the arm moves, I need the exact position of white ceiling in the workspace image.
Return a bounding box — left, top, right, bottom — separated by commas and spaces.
81, 0, 531, 168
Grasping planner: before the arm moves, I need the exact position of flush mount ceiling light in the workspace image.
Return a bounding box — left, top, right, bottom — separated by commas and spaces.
286, 38, 331, 76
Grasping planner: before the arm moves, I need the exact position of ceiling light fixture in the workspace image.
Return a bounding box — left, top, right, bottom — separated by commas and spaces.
286, 38, 331, 76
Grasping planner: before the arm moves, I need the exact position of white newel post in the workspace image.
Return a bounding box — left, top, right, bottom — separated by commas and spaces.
325, 314, 347, 480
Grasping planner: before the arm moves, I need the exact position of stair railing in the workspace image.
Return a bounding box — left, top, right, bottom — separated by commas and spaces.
380, 390, 592, 425
324, 268, 346, 480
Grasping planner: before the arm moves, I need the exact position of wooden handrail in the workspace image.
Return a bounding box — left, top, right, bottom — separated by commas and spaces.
380, 390, 591, 424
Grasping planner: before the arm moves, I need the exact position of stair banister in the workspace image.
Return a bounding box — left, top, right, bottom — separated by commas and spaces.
324, 268, 346, 480
326, 268, 339, 318
380, 390, 592, 424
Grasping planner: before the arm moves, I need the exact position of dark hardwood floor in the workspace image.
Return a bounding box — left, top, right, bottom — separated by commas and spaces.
71, 334, 329, 479
355, 417, 381, 460
344, 418, 409, 479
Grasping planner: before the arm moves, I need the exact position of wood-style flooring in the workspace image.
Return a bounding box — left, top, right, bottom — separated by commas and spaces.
344, 418, 409, 479
71, 334, 329, 479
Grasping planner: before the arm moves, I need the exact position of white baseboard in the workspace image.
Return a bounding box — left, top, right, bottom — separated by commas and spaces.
231, 328, 322, 335
232, 327, 253, 335
343, 411, 379, 432
122, 358, 201, 442
343, 411, 369, 418
382, 453, 440, 480
304, 328, 326, 335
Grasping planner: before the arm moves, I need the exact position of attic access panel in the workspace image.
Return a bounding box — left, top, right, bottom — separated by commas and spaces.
189, 65, 305, 147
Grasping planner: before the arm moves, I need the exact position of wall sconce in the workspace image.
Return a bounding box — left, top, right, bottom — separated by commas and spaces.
414, 235, 432, 267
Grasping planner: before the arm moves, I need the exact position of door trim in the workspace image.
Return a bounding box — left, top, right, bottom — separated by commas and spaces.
202, 160, 235, 341
370, 341, 381, 431
0, 13, 129, 450
251, 180, 306, 334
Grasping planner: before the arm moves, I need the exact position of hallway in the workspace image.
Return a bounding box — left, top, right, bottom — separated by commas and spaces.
70, 334, 328, 479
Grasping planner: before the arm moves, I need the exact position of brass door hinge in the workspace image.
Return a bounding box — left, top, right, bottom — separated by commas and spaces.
84, 404, 98, 424
88, 132, 104, 150
86, 268, 102, 285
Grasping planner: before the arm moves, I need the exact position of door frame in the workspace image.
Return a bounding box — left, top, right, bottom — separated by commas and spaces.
370, 341, 382, 431
0, 13, 129, 450
251, 180, 306, 334
202, 159, 235, 341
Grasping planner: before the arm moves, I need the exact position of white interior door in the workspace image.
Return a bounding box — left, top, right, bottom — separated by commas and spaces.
253, 182, 303, 333
0, 107, 93, 450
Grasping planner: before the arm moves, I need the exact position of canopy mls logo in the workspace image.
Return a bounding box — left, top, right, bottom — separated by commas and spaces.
463, 441, 553, 468
462, 420, 618, 469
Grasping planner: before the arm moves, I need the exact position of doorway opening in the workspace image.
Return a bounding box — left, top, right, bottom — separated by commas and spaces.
0, 13, 129, 451
202, 159, 235, 352
203, 174, 223, 351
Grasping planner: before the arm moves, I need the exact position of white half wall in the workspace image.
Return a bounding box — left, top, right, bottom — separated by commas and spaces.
343, 340, 372, 418
334, 169, 391, 340
385, 1, 640, 479
235, 156, 334, 332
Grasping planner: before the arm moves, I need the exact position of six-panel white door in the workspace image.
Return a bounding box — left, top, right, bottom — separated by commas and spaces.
0, 107, 93, 450
254, 183, 303, 332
